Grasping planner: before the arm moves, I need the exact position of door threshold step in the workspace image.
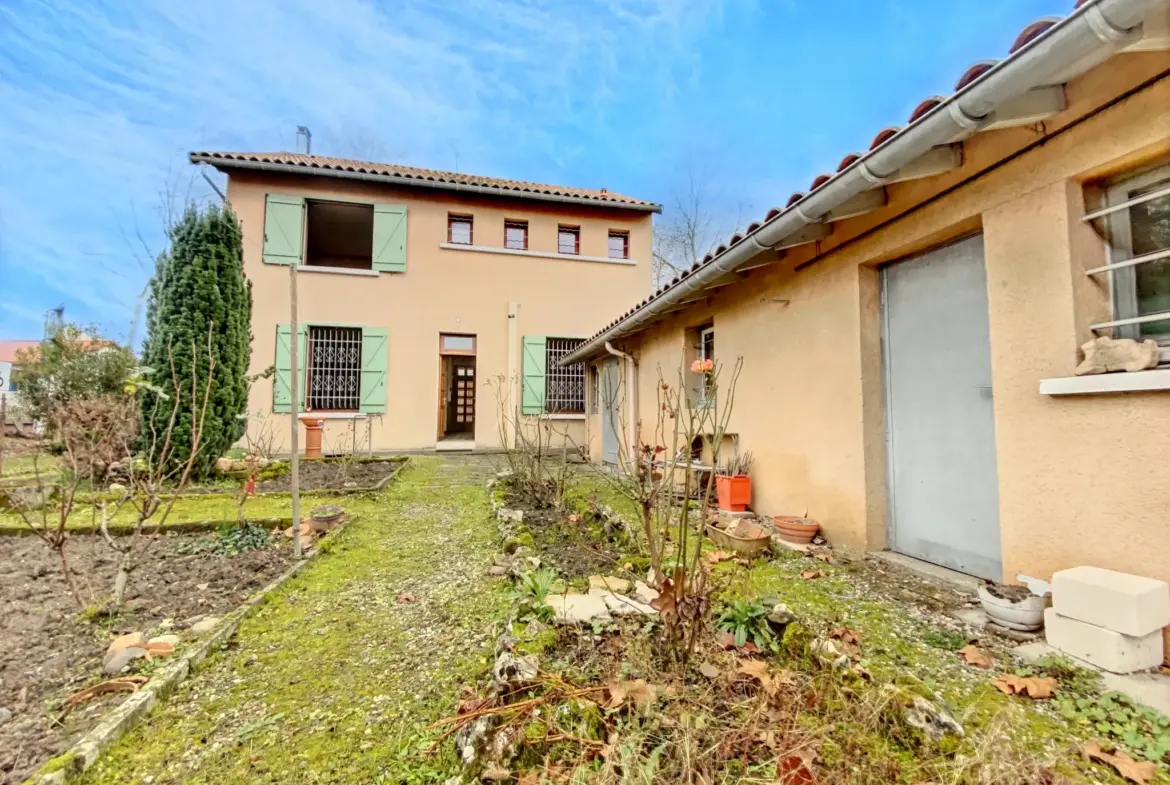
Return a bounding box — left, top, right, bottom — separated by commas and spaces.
868, 551, 982, 596
436, 441, 475, 452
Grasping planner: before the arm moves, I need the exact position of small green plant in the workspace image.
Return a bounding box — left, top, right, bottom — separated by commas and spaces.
1060, 691, 1170, 762
716, 599, 776, 650
921, 627, 967, 651
510, 568, 557, 623
214, 522, 273, 555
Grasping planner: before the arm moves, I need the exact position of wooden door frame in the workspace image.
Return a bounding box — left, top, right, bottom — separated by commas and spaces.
437, 334, 477, 440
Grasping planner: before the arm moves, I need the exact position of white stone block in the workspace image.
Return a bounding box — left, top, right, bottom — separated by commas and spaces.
1044, 608, 1163, 674
1051, 566, 1170, 637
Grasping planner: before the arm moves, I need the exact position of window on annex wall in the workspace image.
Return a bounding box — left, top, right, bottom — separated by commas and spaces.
684, 323, 715, 406
449, 214, 474, 245
589, 364, 600, 414
306, 326, 363, 411
558, 226, 580, 255
505, 220, 528, 250
608, 231, 629, 260
305, 200, 374, 269
1099, 164, 1170, 346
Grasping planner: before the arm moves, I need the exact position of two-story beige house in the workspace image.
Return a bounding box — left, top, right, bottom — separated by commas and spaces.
190, 151, 659, 453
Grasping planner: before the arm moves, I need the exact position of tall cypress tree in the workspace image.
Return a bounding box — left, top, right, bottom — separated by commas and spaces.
140, 203, 252, 478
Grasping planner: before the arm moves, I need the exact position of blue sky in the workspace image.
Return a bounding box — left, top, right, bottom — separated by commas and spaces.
0, 0, 1070, 342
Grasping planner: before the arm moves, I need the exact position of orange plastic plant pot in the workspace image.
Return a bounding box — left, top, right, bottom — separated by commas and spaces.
716, 475, 751, 512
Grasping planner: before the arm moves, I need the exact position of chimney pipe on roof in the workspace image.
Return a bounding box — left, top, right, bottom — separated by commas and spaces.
296, 126, 312, 155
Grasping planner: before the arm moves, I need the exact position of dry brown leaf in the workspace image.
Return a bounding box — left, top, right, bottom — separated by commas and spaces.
800, 569, 822, 580
605, 679, 658, 710
518, 773, 541, 785
740, 641, 761, 654
698, 662, 721, 679
957, 644, 992, 669
397, 592, 417, 604
1084, 742, 1156, 784
812, 552, 834, 564
829, 627, 861, 656
706, 549, 736, 564
777, 749, 820, 785
567, 513, 583, 524
716, 630, 737, 650
738, 659, 773, 692
991, 673, 1058, 699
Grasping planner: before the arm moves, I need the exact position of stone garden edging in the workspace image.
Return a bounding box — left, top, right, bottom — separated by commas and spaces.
22, 458, 411, 784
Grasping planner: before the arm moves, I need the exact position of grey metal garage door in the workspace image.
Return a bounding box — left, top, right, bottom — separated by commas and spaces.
882, 234, 1002, 580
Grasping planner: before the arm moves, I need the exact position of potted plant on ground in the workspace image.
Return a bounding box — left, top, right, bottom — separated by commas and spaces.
715, 451, 753, 512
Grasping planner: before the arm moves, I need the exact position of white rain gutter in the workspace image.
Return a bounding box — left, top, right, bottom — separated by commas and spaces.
188, 155, 663, 214
562, 0, 1156, 366
604, 341, 638, 461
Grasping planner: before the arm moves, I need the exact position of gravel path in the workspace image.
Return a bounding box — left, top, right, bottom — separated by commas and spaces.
77, 455, 506, 785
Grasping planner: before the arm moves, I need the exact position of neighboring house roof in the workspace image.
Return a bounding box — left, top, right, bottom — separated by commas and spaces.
189, 151, 663, 213
561, 0, 1165, 365
0, 340, 39, 363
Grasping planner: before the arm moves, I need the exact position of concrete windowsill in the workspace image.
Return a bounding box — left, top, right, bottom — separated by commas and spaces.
439, 243, 637, 266
1039, 368, 1170, 395
295, 265, 381, 278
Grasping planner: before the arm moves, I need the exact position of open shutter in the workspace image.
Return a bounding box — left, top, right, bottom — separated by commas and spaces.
359, 328, 388, 413
273, 324, 308, 413
263, 194, 305, 265
372, 204, 407, 272
521, 336, 547, 415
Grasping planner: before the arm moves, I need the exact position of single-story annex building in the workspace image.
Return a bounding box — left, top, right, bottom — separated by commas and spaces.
565, 0, 1170, 589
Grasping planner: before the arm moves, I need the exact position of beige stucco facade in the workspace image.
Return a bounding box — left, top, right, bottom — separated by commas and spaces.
222, 170, 654, 454
589, 50, 1170, 586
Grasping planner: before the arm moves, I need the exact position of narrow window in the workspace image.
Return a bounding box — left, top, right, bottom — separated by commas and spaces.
1100, 165, 1170, 345
306, 326, 362, 411
558, 226, 580, 255
589, 365, 600, 414
306, 200, 373, 269
448, 214, 473, 245
608, 231, 629, 260
545, 337, 586, 413
505, 220, 528, 250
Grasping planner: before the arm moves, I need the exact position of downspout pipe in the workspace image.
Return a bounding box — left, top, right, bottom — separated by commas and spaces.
604, 341, 638, 461
562, 0, 1153, 366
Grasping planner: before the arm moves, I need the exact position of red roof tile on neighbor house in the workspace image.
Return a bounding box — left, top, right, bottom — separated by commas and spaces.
0, 340, 40, 363
189, 151, 662, 211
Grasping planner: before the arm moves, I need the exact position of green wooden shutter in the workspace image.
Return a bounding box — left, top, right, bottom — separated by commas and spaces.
263, 194, 305, 265
521, 336, 547, 415
372, 204, 407, 272
359, 328, 389, 413
273, 324, 308, 413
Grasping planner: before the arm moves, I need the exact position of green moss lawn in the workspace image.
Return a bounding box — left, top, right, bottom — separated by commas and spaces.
75, 456, 509, 785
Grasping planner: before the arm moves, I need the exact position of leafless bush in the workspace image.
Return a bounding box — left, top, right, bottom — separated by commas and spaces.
487, 373, 576, 508
101, 330, 215, 606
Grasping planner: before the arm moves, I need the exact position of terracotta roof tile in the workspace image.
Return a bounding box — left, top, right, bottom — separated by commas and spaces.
0, 340, 40, 363
190, 151, 660, 211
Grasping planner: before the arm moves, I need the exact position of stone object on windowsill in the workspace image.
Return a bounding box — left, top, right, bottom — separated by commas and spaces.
1075, 336, 1160, 376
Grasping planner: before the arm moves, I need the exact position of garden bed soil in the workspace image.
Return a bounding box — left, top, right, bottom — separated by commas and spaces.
251, 458, 400, 494
503, 490, 628, 578
0, 533, 295, 785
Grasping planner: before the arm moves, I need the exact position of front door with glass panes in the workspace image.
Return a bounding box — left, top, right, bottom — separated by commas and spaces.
446, 358, 476, 435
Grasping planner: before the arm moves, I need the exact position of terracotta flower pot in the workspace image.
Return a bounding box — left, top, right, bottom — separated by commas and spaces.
773, 516, 820, 545
716, 475, 751, 512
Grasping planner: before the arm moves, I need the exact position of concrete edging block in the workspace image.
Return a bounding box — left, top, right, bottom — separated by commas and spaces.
1051, 565, 1170, 637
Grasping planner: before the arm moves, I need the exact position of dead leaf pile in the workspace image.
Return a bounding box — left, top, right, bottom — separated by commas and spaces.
605, 679, 659, 710
956, 644, 993, 669
828, 627, 861, 657
1084, 741, 1156, 784
991, 674, 1058, 699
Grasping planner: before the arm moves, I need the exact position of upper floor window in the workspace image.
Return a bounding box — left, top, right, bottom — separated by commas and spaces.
558, 226, 580, 255
608, 231, 629, 260
505, 220, 528, 251
448, 214, 473, 245
306, 200, 374, 270
1096, 165, 1170, 345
